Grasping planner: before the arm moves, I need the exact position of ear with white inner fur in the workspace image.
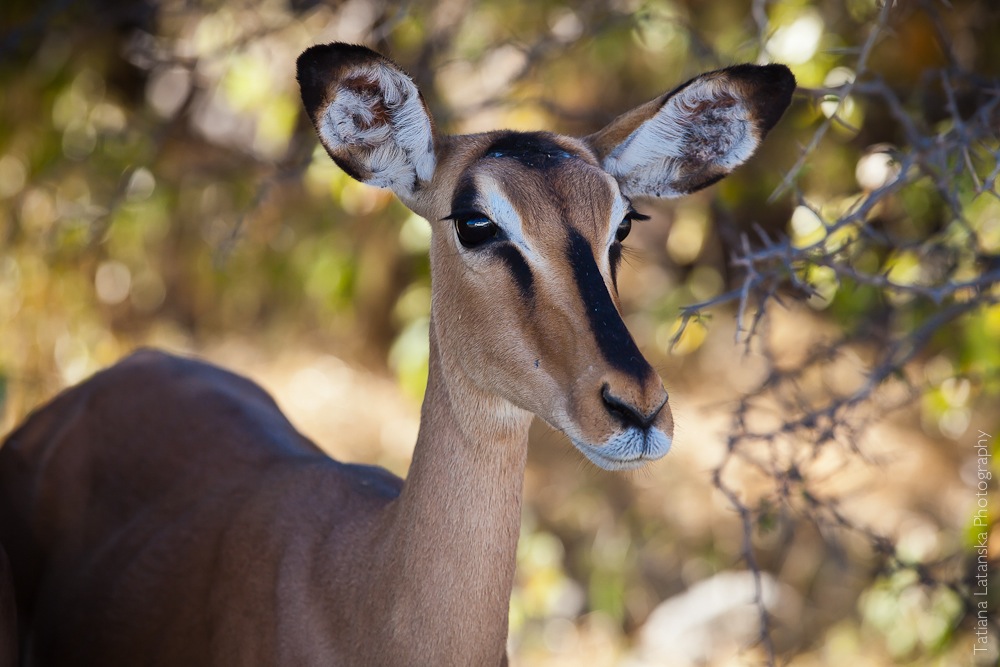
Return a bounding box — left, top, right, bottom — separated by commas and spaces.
297, 43, 436, 202
586, 64, 795, 199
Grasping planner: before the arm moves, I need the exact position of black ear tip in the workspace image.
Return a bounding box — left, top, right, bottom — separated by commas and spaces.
296, 43, 334, 78
726, 63, 795, 93
296, 43, 373, 82
296, 46, 331, 122
762, 63, 797, 101
734, 63, 797, 134
296, 43, 387, 121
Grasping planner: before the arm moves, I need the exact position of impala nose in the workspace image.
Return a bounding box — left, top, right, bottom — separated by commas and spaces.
600, 383, 668, 430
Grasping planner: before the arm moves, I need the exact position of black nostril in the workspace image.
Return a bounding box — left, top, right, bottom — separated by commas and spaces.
601, 384, 652, 429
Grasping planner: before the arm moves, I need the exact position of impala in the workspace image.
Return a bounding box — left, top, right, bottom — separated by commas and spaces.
0, 43, 793, 666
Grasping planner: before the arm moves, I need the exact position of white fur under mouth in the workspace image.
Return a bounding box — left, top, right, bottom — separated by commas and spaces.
573, 427, 672, 471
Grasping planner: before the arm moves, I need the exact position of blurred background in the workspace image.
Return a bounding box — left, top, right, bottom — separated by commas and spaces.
1, 0, 998, 665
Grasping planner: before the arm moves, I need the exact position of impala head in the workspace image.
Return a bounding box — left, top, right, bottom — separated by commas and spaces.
297, 44, 794, 471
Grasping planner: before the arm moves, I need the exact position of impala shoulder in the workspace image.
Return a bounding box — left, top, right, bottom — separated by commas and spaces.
103, 348, 208, 384
98, 349, 284, 416
77, 348, 193, 400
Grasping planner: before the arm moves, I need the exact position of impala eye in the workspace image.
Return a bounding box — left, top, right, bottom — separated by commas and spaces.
452, 213, 498, 248
616, 209, 648, 243
616, 217, 632, 243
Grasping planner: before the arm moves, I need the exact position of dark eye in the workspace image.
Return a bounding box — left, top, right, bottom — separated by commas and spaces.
453, 214, 498, 248
617, 208, 649, 243
616, 217, 632, 243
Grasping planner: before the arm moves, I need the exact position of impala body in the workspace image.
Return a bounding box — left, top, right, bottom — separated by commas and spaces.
0, 44, 793, 666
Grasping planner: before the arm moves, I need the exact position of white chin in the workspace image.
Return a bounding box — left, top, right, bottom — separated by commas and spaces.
573, 428, 672, 471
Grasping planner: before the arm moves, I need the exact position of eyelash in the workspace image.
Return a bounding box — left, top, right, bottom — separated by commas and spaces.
616, 208, 648, 244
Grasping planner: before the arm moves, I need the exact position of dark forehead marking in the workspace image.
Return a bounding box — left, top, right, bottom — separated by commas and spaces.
492, 244, 535, 302
449, 172, 479, 215
483, 131, 577, 169
450, 132, 589, 213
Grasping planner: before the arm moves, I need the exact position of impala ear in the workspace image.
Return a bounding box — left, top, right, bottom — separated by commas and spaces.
297, 43, 437, 202
586, 64, 795, 199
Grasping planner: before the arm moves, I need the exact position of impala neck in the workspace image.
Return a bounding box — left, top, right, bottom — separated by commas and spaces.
377, 320, 531, 663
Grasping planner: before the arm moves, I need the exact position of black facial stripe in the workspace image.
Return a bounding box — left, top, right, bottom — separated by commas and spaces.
567, 230, 651, 382
493, 244, 534, 301
609, 243, 622, 291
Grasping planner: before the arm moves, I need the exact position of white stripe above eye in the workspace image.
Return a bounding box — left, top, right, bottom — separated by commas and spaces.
479, 176, 537, 260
